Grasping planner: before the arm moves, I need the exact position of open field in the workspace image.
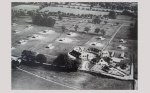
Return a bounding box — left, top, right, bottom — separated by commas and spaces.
40, 7, 109, 15
12, 5, 40, 10
12, 69, 73, 90
11, 4, 137, 89
17, 64, 133, 90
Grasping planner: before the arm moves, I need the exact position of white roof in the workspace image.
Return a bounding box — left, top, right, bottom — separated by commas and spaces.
102, 50, 109, 54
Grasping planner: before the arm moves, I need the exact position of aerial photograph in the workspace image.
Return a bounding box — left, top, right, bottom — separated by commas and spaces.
11, 2, 138, 90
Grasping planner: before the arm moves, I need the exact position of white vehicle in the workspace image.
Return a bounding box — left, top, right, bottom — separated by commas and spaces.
117, 45, 126, 50
98, 36, 105, 40
32, 35, 38, 38
13, 30, 20, 33
119, 39, 127, 43
18, 39, 27, 44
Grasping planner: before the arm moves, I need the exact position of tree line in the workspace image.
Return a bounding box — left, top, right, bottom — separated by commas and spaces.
32, 13, 56, 27
129, 21, 137, 40
12, 50, 80, 71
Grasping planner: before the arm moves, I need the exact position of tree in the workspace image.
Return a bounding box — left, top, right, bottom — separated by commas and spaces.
100, 29, 106, 36
74, 25, 78, 31
53, 54, 80, 70
35, 54, 47, 64
84, 27, 90, 33
61, 26, 66, 32
108, 11, 116, 19
129, 21, 137, 40
131, 17, 134, 20
121, 10, 135, 17
53, 54, 67, 66
116, 22, 119, 25
93, 16, 101, 24
103, 15, 108, 19
40, 17, 47, 26
58, 15, 62, 20
104, 21, 108, 24
130, 23, 134, 27
95, 28, 100, 34
118, 59, 130, 69
21, 50, 37, 65
47, 17, 56, 27
32, 14, 56, 27
51, 19, 56, 27
12, 59, 20, 69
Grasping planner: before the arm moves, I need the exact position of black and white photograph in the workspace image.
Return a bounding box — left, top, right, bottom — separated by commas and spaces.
11, 2, 138, 90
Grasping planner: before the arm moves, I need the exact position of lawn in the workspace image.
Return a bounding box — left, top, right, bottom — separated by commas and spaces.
105, 25, 137, 63
115, 26, 131, 39
11, 17, 94, 58
116, 15, 132, 20
83, 35, 110, 50
108, 15, 136, 26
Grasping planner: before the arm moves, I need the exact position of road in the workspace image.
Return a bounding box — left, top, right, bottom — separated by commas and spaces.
12, 69, 76, 90
102, 23, 124, 51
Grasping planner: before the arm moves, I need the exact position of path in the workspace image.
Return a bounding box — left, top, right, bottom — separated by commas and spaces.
102, 23, 124, 51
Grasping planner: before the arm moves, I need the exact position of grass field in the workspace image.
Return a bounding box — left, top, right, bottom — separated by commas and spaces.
12, 5, 40, 10
18, 64, 133, 90
12, 15, 137, 63
40, 7, 109, 15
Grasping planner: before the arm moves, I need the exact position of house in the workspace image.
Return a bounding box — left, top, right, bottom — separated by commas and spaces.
120, 52, 125, 58
119, 39, 127, 43
101, 50, 110, 57
111, 51, 115, 57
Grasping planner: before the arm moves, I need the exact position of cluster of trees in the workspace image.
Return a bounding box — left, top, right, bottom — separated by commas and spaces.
11, 2, 46, 9
20, 50, 80, 71
12, 2, 137, 12
74, 25, 79, 31
94, 28, 106, 36
46, 11, 108, 19
12, 10, 26, 19
12, 2, 38, 6
84, 26, 91, 33
12, 8, 110, 22
83, 20, 108, 33
32, 13, 56, 27
80, 2, 137, 12
104, 21, 108, 24
11, 59, 21, 69
61, 24, 79, 32
21, 50, 47, 65
53, 54, 80, 70
129, 21, 137, 40
108, 11, 116, 19
116, 59, 131, 69
12, 9, 38, 20
61, 26, 66, 32
92, 16, 101, 24
121, 10, 137, 17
